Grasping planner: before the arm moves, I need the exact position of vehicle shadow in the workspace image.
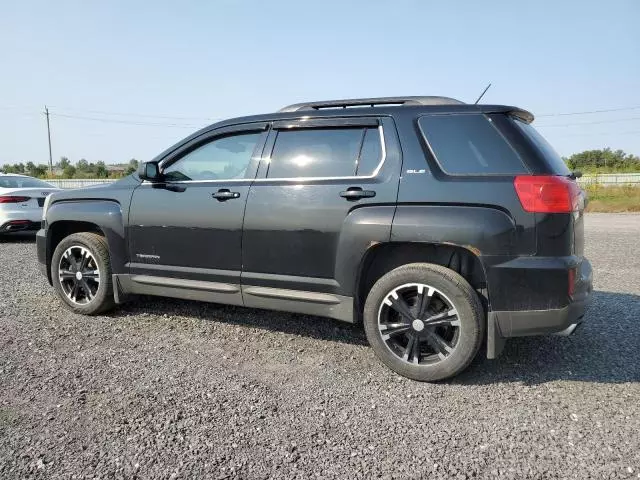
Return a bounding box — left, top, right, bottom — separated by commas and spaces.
127, 290, 638, 384
123, 296, 369, 347
0, 232, 37, 243
454, 290, 640, 385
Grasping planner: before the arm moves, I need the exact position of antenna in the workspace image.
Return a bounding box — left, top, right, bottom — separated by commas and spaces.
474, 83, 492, 104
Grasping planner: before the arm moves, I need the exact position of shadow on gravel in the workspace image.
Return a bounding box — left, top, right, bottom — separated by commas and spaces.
454, 290, 640, 385
124, 296, 369, 346
125, 291, 638, 384
0, 232, 37, 243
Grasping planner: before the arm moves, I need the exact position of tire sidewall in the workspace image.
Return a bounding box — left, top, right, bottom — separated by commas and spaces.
363, 264, 484, 381
51, 234, 112, 315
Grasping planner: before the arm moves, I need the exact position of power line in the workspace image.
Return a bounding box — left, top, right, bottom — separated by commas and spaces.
50, 112, 204, 128
549, 129, 640, 138
48, 105, 223, 121
537, 105, 640, 117
536, 116, 640, 128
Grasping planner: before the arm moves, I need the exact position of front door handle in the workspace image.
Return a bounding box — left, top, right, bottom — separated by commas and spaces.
212, 189, 240, 201
339, 187, 376, 200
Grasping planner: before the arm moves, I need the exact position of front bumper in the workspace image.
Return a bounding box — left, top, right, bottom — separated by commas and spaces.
36, 228, 50, 283
486, 256, 593, 358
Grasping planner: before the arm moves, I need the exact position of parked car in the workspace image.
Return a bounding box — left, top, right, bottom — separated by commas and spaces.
0, 173, 60, 234
35, 96, 592, 381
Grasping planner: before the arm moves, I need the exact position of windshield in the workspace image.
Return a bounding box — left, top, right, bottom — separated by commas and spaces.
512, 118, 571, 175
0, 176, 55, 189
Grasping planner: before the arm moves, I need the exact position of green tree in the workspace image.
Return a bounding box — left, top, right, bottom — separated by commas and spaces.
565, 148, 640, 172
32, 164, 48, 177
62, 164, 76, 178
95, 161, 108, 178
124, 158, 139, 175
76, 158, 90, 174
58, 157, 71, 169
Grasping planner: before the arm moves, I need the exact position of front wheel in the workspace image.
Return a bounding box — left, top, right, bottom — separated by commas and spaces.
363, 263, 485, 381
51, 232, 115, 315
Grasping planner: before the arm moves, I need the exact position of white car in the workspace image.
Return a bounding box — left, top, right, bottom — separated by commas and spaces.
0, 173, 61, 234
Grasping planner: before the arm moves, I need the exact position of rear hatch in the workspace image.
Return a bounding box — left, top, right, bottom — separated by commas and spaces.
509, 118, 585, 257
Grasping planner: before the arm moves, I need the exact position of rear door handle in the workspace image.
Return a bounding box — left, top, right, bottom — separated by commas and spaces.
339, 187, 376, 200
212, 189, 240, 201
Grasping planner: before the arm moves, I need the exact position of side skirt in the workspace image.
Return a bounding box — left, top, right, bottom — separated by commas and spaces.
113, 274, 355, 323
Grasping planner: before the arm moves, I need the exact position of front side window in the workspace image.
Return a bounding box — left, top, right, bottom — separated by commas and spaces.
418, 114, 527, 175
163, 132, 261, 181
267, 127, 382, 178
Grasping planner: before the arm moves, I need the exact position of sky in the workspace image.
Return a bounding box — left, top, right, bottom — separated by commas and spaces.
1, 0, 639, 166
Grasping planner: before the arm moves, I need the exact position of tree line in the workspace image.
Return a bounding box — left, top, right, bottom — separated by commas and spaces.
0, 158, 139, 179
564, 148, 640, 173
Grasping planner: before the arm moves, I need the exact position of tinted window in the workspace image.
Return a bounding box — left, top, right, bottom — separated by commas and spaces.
163, 132, 261, 181
267, 128, 363, 178
356, 128, 382, 176
512, 118, 571, 175
0, 176, 54, 188
419, 114, 527, 175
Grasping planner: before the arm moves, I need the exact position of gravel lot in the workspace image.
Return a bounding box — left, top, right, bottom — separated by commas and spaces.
1, 213, 639, 479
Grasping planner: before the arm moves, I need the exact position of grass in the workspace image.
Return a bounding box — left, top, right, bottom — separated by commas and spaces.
584, 184, 640, 212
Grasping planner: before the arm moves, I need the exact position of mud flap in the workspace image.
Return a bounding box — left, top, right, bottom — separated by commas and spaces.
486, 312, 506, 359
112, 274, 130, 304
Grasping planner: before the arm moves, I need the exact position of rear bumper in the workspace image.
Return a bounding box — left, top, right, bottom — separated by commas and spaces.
486, 256, 592, 358
0, 220, 41, 233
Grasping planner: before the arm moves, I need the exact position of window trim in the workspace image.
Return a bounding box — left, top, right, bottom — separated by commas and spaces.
153, 122, 270, 184
417, 113, 530, 177
258, 124, 387, 182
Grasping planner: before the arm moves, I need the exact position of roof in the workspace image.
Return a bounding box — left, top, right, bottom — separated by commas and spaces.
150, 96, 534, 162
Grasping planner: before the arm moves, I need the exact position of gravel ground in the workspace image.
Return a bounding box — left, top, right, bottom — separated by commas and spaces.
1, 213, 639, 479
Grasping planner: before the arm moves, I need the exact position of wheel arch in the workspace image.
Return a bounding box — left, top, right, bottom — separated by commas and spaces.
354, 241, 488, 321
44, 200, 127, 284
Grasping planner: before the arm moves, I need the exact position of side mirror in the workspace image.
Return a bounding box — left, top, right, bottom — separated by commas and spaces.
138, 162, 161, 182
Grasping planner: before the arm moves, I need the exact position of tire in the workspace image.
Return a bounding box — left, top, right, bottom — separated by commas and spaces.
51, 232, 115, 315
363, 263, 484, 382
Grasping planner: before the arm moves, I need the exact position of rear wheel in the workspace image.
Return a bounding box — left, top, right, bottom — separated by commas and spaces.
51, 232, 115, 315
363, 263, 484, 381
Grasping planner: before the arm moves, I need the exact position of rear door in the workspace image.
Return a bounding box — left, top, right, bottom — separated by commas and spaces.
127, 123, 268, 300
241, 117, 400, 302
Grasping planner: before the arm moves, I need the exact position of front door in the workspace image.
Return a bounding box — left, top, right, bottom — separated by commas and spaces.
128, 124, 268, 303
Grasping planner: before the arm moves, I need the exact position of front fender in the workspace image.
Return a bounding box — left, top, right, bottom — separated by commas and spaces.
46, 200, 127, 274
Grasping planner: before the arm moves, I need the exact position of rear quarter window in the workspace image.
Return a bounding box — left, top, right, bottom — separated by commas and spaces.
418, 114, 528, 175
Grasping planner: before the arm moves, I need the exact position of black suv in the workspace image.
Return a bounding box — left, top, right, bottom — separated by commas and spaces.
36, 96, 592, 381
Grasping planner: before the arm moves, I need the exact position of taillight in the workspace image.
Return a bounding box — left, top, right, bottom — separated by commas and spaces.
0, 195, 30, 204
514, 175, 581, 213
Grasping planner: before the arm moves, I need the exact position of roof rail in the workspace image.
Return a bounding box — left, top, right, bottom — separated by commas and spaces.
278, 96, 465, 113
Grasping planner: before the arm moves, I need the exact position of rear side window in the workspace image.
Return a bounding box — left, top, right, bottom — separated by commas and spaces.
0, 176, 54, 188
512, 118, 571, 175
267, 127, 382, 178
418, 114, 527, 175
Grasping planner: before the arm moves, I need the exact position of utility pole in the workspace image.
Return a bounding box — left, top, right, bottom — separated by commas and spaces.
44, 106, 53, 175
